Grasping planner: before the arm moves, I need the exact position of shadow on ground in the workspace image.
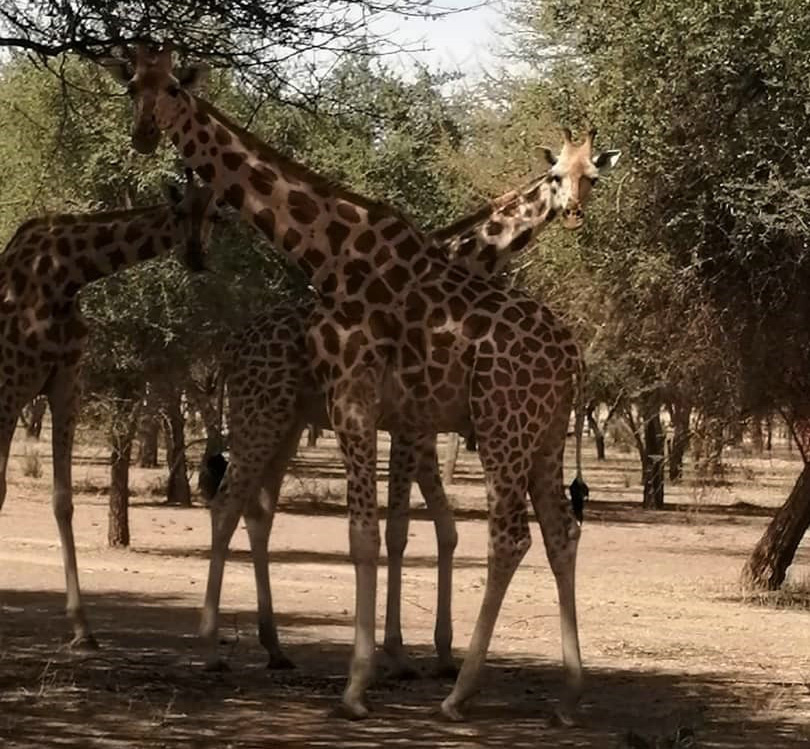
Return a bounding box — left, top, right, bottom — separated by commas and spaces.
135, 545, 490, 570
1, 589, 806, 748
126, 493, 779, 527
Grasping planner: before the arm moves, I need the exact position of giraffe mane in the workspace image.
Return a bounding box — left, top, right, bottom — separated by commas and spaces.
193, 97, 416, 226
430, 174, 548, 243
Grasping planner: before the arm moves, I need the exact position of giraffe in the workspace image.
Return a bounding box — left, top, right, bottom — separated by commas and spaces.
0, 174, 220, 648
103, 43, 620, 721
197, 169, 599, 678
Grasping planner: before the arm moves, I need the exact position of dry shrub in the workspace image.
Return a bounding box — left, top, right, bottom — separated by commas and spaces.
20, 448, 42, 479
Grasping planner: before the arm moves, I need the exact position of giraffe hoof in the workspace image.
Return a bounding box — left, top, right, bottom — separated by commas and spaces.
335, 698, 370, 720
267, 653, 296, 670
552, 705, 577, 727
68, 634, 99, 652
439, 698, 466, 722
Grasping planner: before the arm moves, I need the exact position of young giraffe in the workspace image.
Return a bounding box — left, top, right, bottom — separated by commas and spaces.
0, 175, 219, 648
198, 166, 601, 678
104, 43, 620, 721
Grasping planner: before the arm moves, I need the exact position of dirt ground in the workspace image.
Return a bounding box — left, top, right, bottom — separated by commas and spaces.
1, 427, 809, 748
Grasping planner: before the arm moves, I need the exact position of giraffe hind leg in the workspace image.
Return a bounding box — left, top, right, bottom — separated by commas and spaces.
383, 433, 420, 679
529, 440, 583, 725
0, 415, 16, 513
440, 443, 531, 721
384, 433, 458, 680
47, 368, 96, 649
413, 434, 458, 678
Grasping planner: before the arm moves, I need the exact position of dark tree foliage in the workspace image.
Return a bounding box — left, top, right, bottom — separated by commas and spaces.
0, 0, 453, 91
511, 0, 810, 573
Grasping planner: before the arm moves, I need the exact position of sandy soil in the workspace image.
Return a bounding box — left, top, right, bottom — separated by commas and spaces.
1, 428, 809, 748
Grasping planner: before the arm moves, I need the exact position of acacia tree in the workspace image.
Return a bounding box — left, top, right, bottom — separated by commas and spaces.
510, 0, 810, 566
0, 0, 455, 96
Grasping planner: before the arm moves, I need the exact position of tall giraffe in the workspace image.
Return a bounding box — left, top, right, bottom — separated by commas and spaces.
0, 176, 219, 648
198, 168, 600, 678
104, 43, 620, 722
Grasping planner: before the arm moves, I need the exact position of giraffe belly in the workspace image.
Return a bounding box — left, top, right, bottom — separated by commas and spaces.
378, 360, 472, 435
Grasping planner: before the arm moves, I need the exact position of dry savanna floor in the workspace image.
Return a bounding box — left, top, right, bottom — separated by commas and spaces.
1, 423, 809, 748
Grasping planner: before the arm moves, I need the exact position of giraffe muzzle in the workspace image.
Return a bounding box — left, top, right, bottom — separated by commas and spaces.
562, 206, 585, 230
132, 123, 161, 155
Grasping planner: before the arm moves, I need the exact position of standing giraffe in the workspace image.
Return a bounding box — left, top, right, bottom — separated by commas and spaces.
0, 175, 219, 648
197, 169, 596, 678
104, 43, 620, 721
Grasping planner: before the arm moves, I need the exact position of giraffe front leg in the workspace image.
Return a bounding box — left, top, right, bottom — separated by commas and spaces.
332, 405, 380, 719
383, 433, 419, 679
441, 448, 531, 721
529, 450, 583, 726
199, 461, 258, 670
413, 434, 458, 678
47, 369, 95, 650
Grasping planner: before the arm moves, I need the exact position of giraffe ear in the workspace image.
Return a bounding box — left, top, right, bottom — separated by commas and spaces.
540, 147, 557, 167
99, 57, 134, 85
593, 150, 621, 173
175, 64, 209, 91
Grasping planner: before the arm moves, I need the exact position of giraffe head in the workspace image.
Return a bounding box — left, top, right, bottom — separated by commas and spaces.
166, 171, 221, 272
102, 43, 208, 154
541, 128, 621, 230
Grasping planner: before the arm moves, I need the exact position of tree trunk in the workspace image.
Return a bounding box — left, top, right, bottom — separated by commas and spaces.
137, 413, 160, 467
464, 429, 477, 452
642, 401, 665, 509
622, 407, 647, 477
307, 423, 321, 447
751, 417, 764, 455
108, 428, 133, 547
164, 388, 191, 507
668, 401, 691, 482
586, 406, 606, 461
443, 433, 460, 485
741, 463, 810, 590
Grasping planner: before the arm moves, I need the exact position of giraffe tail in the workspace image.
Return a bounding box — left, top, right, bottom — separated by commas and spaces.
569, 352, 589, 523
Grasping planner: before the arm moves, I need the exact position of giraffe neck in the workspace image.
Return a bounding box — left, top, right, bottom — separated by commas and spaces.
433, 176, 555, 278
164, 94, 429, 293
2, 205, 181, 298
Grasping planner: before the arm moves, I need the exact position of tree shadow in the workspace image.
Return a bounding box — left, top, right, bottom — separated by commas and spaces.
1, 588, 806, 748
135, 545, 489, 570
125, 495, 780, 530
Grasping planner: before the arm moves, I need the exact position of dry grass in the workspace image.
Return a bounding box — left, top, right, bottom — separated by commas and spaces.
741, 574, 810, 611
19, 448, 42, 479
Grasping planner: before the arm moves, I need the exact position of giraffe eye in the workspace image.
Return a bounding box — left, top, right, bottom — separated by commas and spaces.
551, 174, 562, 184
168, 84, 180, 97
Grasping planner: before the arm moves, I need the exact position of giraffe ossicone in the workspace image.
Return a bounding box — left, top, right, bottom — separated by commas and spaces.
104, 41, 621, 722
